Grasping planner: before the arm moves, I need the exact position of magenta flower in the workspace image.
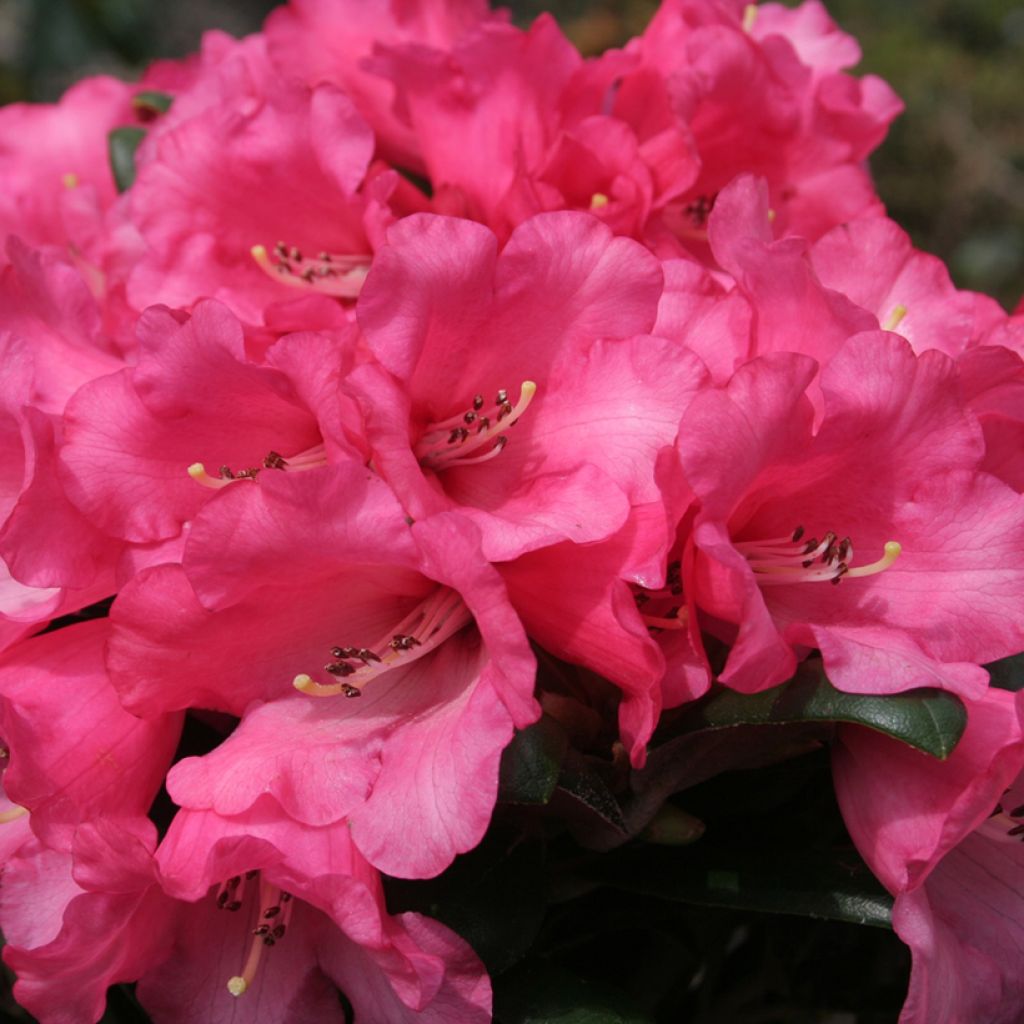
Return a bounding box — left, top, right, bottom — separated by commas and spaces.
109, 463, 538, 877
676, 331, 1024, 696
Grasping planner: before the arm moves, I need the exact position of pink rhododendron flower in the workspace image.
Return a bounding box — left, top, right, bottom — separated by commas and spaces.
675, 331, 1024, 697
351, 211, 696, 561
126, 33, 391, 323
265, 0, 498, 167
59, 299, 359, 544
109, 463, 538, 877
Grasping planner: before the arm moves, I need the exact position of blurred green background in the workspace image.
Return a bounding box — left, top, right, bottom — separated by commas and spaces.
1, 0, 1022, 307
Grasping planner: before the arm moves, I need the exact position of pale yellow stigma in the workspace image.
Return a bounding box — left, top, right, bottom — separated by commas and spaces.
883, 304, 908, 332
62, 172, 79, 189
590, 193, 610, 210
845, 540, 901, 578
0, 805, 28, 825
743, 3, 759, 32
767, 208, 777, 223
227, 977, 248, 997
187, 463, 237, 490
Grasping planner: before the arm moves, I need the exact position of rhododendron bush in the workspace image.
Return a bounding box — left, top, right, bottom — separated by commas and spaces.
2, 0, 1024, 1020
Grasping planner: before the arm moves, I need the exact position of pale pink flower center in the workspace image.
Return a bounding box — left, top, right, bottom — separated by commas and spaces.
414, 382, 537, 471
216, 871, 295, 998
251, 241, 371, 298
187, 443, 329, 490
737, 526, 901, 587
294, 586, 472, 698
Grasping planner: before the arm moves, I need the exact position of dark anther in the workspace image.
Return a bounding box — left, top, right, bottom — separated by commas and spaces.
341, 684, 361, 698
464, 411, 476, 424
263, 451, 288, 470
227, 876, 241, 889
274, 241, 287, 256
801, 559, 814, 568
496, 402, 513, 421
390, 634, 422, 651
272, 924, 286, 939
263, 906, 281, 919
253, 924, 270, 936
289, 247, 302, 262
301, 267, 316, 283
216, 891, 230, 908
666, 607, 680, 620
477, 416, 490, 433
473, 394, 484, 410
448, 428, 469, 444
802, 537, 818, 554
1010, 804, 1024, 818
262, 937, 276, 947
634, 592, 650, 606
319, 252, 331, 262
1009, 823, 1024, 837
331, 646, 358, 659
494, 436, 509, 451
325, 661, 356, 677
225, 900, 243, 912
356, 648, 382, 664
280, 892, 293, 902
495, 389, 508, 405
837, 538, 852, 562
219, 465, 235, 480
791, 525, 805, 543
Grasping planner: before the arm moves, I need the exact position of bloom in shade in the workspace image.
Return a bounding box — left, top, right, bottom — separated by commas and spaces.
1, 810, 491, 1024
108, 462, 538, 878
675, 330, 1024, 698
829, 685, 1024, 1023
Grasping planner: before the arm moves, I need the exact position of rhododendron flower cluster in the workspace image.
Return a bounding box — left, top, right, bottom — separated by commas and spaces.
1, 1, 1022, 1021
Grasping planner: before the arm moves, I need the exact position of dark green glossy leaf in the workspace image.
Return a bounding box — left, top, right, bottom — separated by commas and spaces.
556, 750, 627, 834
495, 962, 653, 1024
107, 126, 146, 193
587, 844, 892, 930
986, 652, 1024, 692
132, 89, 173, 115
499, 716, 569, 805
689, 664, 966, 759
385, 830, 545, 975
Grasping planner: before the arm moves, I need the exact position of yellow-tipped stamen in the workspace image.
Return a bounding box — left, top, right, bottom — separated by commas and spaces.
845, 540, 901, 578
295, 589, 472, 698
0, 805, 28, 824
743, 3, 758, 31
416, 381, 537, 470
187, 463, 238, 490
251, 242, 371, 298
590, 193, 610, 210
883, 304, 908, 332
62, 172, 79, 189
224, 877, 293, 997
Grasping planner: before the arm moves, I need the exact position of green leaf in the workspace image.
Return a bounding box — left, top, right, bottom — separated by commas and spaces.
107, 126, 147, 193
986, 652, 1024, 692
132, 89, 173, 116
495, 962, 653, 1024
586, 844, 892, 930
556, 750, 627, 834
688, 663, 966, 759
385, 830, 546, 975
499, 716, 569, 805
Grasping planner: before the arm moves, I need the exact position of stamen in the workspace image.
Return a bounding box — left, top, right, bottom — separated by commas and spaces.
742, 3, 758, 31
0, 805, 28, 825
251, 243, 371, 298
415, 382, 537, 471
226, 877, 294, 998
741, 527, 901, 586
883, 304, 908, 332
590, 193, 610, 210
187, 444, 327, 490
294, 588, 471, 698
